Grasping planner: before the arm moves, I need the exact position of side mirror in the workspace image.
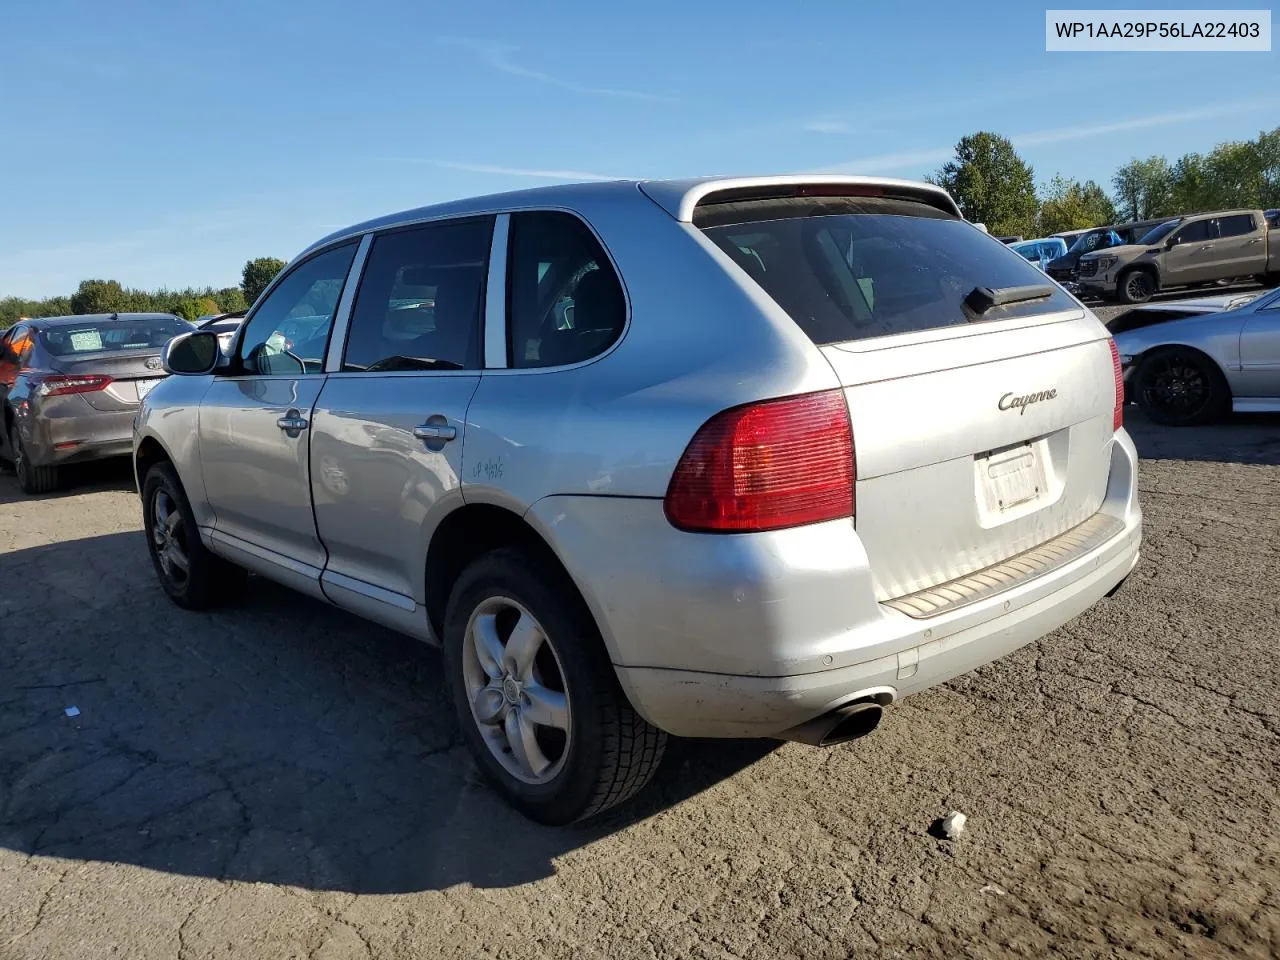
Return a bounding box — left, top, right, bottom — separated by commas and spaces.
1165, 236, 1179, 249
162, 331, 220, 375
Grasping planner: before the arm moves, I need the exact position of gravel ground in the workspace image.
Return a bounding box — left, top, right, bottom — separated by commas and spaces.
1, 408, 1278, 959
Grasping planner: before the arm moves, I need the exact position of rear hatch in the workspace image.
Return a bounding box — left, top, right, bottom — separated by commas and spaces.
696, 192, 1119, 601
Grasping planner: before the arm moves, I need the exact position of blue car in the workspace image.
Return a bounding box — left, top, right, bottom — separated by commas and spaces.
1009, 237, 1069, 272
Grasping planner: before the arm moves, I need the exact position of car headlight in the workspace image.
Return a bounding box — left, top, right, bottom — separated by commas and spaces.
1095, 256, 1118, 272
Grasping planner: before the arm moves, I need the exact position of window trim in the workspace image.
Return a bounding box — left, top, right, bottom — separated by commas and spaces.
495, 208, 631, 376
325, 215, 496, 376
221, 239, 362, 379
1214, 213, 1257, 239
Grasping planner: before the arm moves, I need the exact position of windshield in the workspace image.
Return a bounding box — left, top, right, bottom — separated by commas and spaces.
38, 317, 192, 355
1067, 232, 1100, 254
697, 196, 1074, 345
1138, 220, 1182, 245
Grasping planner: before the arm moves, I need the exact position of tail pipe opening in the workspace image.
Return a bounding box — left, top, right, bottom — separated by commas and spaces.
779, 697, 886, 747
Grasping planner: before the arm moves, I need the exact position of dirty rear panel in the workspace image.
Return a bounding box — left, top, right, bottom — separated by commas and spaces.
696, 192, 1118, 601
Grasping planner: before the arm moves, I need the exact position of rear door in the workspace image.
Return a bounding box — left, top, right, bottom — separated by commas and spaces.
199, 242, 358, 578
1208, 213, 1268, 278
697, 195, 1120, 601
310, 216, 493, 611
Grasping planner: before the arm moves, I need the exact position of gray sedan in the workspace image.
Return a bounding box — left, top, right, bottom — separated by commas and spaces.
1114, 285, 1280, 425
0, 313, 192, 493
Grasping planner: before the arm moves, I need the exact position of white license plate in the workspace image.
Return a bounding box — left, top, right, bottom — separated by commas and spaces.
135, 378, 163, 400
980, 443, 1045, 512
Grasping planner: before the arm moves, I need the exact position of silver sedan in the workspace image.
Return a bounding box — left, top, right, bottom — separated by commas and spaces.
0, 313, 191, 493
1114, 285, 1280, 425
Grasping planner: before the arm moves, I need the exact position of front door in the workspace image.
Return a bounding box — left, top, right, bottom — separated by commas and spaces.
1238, 291, 1280, 398
310, 217, 494, 616
1162, 219, 1216, 285
199, 242, 358, 576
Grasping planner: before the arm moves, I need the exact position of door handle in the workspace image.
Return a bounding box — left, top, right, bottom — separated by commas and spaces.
413, 422, 457, 442
277, 409, 309, 435
1246, 237, 1263, 245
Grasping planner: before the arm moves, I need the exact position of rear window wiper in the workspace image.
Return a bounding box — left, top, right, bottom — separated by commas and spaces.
964, 284, 1056, 316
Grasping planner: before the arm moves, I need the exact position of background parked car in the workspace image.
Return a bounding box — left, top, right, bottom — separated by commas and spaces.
1045, 218, 1170, 284
1114, 284, 1280, 424
1079, 210, 1280, 303
197, 311, 246, 353
1, 313, 191, 493
1009, 237, 1068, 271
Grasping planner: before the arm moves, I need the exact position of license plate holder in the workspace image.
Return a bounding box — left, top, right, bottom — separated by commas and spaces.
136, 378, 163, 400
978, 442, 1046, 513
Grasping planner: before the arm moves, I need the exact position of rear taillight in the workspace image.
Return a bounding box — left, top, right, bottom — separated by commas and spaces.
664, 389, 855, 533
36, 374, 113, 397
1107, 338, 1124, 431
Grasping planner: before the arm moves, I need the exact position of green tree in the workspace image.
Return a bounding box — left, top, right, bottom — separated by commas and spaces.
70, 279, 129, 315
242, 257, 286, 306
215, 287, 248, 313
1112, 156, 1174, 221
1038, 175, 1118, 234
930, 132, 1039, 237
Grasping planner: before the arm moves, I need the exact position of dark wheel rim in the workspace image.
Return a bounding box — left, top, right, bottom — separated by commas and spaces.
1126, 273, 1153, 301
150, 488, 192, 586
1140, 354, 1210, 421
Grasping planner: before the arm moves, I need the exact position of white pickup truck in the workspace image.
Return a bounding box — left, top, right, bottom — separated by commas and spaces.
1077, 209, 1279, 303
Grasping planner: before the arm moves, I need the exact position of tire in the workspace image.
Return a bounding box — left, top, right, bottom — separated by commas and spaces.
442, 546, 666, 825
1133, 347, 1231, 427
10, 424, 59, 495
142, 461, 247, 609
1118, 268, 1156, 304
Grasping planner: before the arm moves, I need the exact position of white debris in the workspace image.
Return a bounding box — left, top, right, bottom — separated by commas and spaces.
940, 810, 967, 838
980, 884, 1005, 896
64, 706, 81, 718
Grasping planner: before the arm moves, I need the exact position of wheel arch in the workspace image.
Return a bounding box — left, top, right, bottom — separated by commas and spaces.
424, 502, 602, 652
134, 434, 174, 493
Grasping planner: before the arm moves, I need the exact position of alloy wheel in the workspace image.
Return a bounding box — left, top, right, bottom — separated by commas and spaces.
1141, 354, 1209, 421
462, 597, 572, 784
150, 489, 191, 586
1125, 272, 1153, 301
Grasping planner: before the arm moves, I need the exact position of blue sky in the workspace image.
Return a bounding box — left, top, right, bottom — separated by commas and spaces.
1, 0, 1274, 297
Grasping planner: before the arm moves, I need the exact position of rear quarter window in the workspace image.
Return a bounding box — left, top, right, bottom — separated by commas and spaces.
695, 196, 1075, 345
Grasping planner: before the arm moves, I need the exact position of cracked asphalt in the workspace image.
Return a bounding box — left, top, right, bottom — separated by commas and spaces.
1, 409, 1278, 959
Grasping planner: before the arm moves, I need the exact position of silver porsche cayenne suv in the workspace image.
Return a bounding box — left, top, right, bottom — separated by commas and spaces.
134, 176, 1142, 823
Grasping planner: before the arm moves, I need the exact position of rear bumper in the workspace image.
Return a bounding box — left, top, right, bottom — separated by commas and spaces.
16, 403, 136, 467
530, 430, 1142, 740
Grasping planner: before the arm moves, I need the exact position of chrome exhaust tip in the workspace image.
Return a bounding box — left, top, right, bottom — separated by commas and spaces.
779, 699, 884, 747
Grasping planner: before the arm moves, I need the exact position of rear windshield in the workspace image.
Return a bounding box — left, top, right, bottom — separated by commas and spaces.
38, 317, 192, 355
696, 196, 1075, 345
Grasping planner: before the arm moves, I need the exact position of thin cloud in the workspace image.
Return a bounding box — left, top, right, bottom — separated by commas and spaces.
440, 37, 675, 103
804, 120, 855, 135
812, 100, 1280, 175
386, 158, 625, 182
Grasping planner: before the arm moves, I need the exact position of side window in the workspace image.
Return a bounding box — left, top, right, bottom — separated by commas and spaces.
6, 326, 34, 365
1171, 220, 1211, 245
1217, 214, 1256, 238
507, 212, 625, 369
342, 218, 493, 372
237, 243, 357, 375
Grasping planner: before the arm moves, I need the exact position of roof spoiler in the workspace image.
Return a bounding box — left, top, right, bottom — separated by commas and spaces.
639, 175, 964, 223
